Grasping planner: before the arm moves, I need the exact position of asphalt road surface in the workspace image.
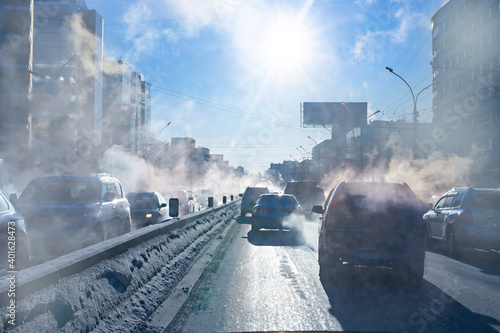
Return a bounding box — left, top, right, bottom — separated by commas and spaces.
149, 215, 500, 333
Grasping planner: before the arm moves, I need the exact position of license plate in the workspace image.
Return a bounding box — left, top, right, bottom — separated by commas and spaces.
357, 251, 392, 260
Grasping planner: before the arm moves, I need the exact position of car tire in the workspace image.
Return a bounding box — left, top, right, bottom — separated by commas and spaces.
123, 216, 132, 234
406, 261, 424, 289
446, 228, 462, 258
240, 211, 245, 218
16, 238, 30, 270
93, 222, 105, 243
425, 226, 435, 250
251, 223, 259, 233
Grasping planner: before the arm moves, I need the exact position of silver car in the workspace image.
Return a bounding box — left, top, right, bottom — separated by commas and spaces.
423, 187, 500, 257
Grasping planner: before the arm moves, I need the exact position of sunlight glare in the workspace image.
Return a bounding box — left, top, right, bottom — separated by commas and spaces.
259, 16, 314, 76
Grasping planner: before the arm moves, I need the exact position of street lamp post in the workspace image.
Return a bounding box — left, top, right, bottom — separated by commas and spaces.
307, 136, 318, 145
385, 66, 419, 159
360, 110, 380, 167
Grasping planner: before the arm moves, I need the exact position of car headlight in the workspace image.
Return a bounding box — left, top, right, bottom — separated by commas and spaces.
145, 213, 153, 218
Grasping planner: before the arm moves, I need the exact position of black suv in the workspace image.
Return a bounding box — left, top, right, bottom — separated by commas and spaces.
12, 174, 131, 255
313, 181, 425, 286
284, 180, 325, 218
241, 186, 269, 217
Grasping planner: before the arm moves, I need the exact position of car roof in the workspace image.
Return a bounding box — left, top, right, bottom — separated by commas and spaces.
33, 174, 116, 181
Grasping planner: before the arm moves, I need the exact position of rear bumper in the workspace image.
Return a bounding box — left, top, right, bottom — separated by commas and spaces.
455, 224, 500, 249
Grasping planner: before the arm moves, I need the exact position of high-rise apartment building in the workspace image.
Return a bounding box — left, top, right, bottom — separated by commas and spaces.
0, 0, 34, 150
32, 0, 103, 146
102, 59, 151, 154
432, 0, 500, 186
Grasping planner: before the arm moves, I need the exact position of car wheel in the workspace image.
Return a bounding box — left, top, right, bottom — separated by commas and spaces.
123, 216, 132, 234
406, 261, 424, 289
16, 238, 30, 270
240, 211, 245, 218
425, 226, 435, 250
92, 222, 105, 243
251, 223, 259, 233
446, 228, 461, 257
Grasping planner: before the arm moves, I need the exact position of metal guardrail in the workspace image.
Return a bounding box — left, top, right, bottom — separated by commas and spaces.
0, 199, 240, 307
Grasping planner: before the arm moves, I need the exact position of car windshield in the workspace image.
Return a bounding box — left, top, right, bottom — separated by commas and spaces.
18, 178, 101, 203
127, 193, 159, 209
2, 1, 500, 332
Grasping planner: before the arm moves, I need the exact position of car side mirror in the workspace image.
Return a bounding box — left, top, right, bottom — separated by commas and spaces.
426, 203, 434, 210
103, 191, 116, 202
312, 205, 324, 214
160, 203, 167, 208
169, 198, 179, 218
9, 193, 18, 206
188, 196, 194, 201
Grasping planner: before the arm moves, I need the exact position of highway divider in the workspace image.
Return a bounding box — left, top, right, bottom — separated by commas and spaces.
0, 199, 240, 307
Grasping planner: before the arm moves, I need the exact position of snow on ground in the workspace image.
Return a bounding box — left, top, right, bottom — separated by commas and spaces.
0, 204, 238, 333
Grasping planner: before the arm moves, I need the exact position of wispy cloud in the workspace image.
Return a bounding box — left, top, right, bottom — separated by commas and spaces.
350, 0, 430, 62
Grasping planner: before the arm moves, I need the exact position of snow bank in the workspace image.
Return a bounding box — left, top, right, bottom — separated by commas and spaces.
0, 204, 238, 332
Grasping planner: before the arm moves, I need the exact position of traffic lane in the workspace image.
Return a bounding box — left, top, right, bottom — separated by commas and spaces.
164, 219, 342, 333
422, 247, 500, 332
164, 218, 500, 332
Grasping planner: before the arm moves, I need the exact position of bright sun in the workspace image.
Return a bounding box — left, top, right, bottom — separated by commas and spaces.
257, 16, 315, 77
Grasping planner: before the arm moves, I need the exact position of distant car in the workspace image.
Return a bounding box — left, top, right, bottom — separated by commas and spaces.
284, 180, 325, 218
313, 181, 425, 287
12, 174, 132, 255
163, 190, 196, 216
423, 187, 500, 257
126, 191, 169, 229
194, 194, 209, 211
241, 186, 269, 217
0, 190, 30, 272
251, 194, 302, 232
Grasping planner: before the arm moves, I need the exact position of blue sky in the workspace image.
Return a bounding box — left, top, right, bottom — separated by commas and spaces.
87, 0, 446, 173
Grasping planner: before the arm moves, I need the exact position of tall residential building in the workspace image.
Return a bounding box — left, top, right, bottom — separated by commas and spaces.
432, 0, 500, 186
0, 0, 34, 150
102, 59, 133, 149
102, 60, 151, 153
32, 0, 103, 146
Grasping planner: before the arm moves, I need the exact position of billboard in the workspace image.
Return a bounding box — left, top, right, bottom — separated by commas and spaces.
302, 102, 367, 128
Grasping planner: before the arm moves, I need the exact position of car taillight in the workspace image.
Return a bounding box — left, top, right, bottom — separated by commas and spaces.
459, 211, 474, 223
258, 208, 268, 213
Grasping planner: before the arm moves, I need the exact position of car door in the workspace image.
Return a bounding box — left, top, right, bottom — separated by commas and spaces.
101, 182, 121, 238
428, 195, 455, 239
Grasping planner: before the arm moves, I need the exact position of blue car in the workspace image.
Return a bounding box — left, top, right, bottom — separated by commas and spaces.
126, 192, 169, 229
251, 194, 303, 232
12, 174, 131, 256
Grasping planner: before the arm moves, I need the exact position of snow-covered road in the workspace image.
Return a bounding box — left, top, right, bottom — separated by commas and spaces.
0, 204, 238, 332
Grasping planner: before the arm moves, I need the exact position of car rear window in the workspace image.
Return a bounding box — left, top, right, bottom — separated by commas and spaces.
339, 183, 417, 207
127, 193, 158, 209
258, 195, 297, 206
471, 192, 500, 209
19, 178, 101, 202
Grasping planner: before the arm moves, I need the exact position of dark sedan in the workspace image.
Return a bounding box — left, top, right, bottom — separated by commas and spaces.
126, 192, 169, 229
251, 194, 303, 232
